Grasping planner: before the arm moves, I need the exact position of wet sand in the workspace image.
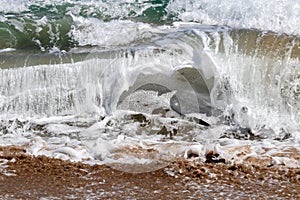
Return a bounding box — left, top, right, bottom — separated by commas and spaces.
0, 146, 299, 199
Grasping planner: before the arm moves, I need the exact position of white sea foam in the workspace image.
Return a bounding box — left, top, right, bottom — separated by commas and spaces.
168, 0, 300, 35
70, 16, 164, 47
0, 100, 299, 171
0, 0, 299, 172
0, 48, 15, 53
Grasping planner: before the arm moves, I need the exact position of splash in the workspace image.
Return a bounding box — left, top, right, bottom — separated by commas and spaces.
0, 0, 300, 172
168, 0, 300, 35
0, 29, 218, 118
1, 0, 300, 51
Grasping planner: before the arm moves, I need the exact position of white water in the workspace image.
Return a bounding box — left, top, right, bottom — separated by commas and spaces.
0, 0, 299, 172
2, 0, 300, 36
1, 29, 300, 171
168, 0, 300, 35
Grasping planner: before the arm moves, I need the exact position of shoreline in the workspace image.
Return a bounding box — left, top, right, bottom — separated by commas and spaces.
0, 146, 299, 199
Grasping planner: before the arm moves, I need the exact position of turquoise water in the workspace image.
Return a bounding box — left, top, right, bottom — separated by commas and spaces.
1, 0, 300, 51
0, 0, 172, 50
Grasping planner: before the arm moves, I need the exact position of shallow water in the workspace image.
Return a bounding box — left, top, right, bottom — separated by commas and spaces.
0, 0, 299, 172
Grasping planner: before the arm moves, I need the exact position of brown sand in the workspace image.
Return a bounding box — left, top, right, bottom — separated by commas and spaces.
0, 146, 299, 199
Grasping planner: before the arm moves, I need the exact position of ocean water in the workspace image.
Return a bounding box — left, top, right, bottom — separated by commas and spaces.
0, 0, 299, 171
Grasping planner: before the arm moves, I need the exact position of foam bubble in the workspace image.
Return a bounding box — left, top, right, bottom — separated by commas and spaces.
168, 0, 300, 35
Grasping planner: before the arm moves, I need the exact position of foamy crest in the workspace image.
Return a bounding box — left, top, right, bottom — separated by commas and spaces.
168, 0, 300, 35
70, 16, 164, 47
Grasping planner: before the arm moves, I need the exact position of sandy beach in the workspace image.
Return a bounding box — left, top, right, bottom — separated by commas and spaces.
0, 146, 299, 199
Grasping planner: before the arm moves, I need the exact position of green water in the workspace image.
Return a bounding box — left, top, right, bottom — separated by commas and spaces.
0, 0, 176, 51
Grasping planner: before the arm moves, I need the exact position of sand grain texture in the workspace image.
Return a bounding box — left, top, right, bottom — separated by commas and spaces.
0, 146, 299, 199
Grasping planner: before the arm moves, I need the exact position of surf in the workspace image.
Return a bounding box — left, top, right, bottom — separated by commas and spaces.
0, 0, 299, 172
